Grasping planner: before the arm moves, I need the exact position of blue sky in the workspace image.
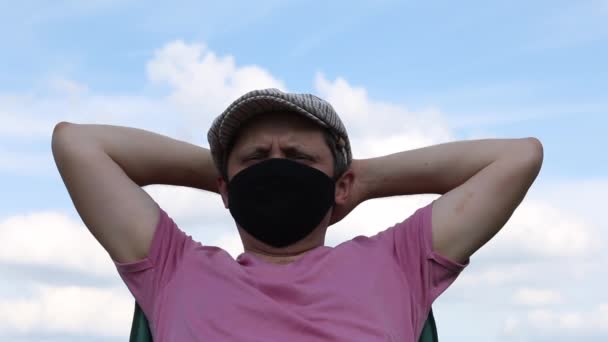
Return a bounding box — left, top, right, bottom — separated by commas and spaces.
1, 1, 607, 341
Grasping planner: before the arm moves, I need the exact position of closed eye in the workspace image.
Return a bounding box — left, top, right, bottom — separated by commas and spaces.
247, 155, 309, 161
241, 149, 315, 162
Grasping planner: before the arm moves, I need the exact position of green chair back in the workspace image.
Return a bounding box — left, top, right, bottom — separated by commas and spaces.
129, 301, 439, 342
418, 308, 439, 342
129, 302, 152, 342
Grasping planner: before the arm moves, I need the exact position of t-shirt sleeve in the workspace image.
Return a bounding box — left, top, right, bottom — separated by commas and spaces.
112, 205, 196, 321
368, 200, 469, 331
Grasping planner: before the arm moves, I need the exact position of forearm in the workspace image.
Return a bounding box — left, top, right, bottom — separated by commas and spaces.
359, 138, 540, 200
55, 122, 219, 192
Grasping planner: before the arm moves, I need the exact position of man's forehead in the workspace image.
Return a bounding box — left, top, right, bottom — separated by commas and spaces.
234, 128, 322, 149
236, 116, 323, 142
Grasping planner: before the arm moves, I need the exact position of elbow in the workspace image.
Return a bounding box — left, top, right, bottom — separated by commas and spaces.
517, 137, 544, 176
52, 121, 73, 139
51, 121, 79, 157
523, 137, 544, 164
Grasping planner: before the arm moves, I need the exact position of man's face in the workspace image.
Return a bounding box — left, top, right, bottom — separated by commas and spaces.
216, 111, 345, 254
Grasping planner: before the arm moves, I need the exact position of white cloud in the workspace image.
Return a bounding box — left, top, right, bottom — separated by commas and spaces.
456, 263, 533, 287
0, 284, 132, 336
213, 232, 245, 259
328, 194, 439, 245
0, 147, 53, 175
144, 185, 226, 227
48, 77, 89, 96
535, 179, 608, 228
527, 305, 608, 332
484, 199, 598, 259
147, 40, 286, 123
0, 211, 117, 278
314, 72, 452, 157
499, 304, 608, 339
513, 288, 563, 306
0, 95, 56, 139
501, 316, 520, 336
0, 92, 172, 142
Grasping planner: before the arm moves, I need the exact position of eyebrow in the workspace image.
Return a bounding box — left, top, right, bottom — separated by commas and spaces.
240, 145, 319, 159
240, 146, 271, 156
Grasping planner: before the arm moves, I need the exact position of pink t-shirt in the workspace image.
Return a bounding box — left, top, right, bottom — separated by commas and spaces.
114, 201, 468, 341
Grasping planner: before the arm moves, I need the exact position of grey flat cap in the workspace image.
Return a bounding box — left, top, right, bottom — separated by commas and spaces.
207, 88, 352, 175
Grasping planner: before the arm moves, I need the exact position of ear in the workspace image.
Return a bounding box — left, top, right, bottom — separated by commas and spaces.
334, 168, 355, 206
217, 176, 229, 209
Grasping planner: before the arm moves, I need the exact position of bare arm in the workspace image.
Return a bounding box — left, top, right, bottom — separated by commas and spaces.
51, 122, 219, 263
340, 138, 543, 264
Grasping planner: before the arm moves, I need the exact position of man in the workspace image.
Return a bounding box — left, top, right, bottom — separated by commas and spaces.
52, 89, 543, 341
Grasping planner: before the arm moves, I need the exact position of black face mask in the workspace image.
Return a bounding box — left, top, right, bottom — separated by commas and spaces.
227, 158, 336, 248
